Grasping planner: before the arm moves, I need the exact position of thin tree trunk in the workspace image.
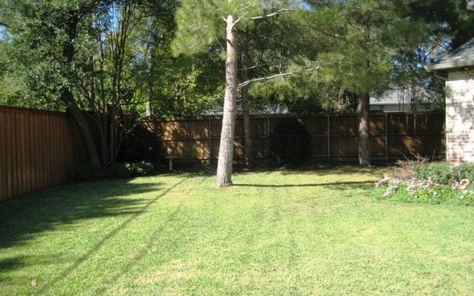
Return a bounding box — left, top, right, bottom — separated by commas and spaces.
61, 89, 102, 171
216, 15, 238, 188
108, 110, 116, 165
145, 96, 155, 132
357, 91, 371, 166
98, 119, 108, 167
241, 30, 253, 167
145, 99, 153, 118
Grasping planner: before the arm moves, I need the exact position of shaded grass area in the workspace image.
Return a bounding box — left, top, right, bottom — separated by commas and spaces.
0, 167, 472, 295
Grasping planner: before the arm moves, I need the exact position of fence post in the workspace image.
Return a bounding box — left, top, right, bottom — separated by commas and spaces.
266, 115, 271, 157
327, 114, 331, 161
208, 117, 212, 164
385, 113, 389, 161
414, 113, 417, 135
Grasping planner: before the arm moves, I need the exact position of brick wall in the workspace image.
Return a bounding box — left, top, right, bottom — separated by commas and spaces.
445, 69, 474, 163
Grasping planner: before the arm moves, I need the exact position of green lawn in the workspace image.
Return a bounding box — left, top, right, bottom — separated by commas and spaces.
0, 167, 473, 295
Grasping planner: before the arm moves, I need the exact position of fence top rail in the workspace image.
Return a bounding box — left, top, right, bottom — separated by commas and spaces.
0, 106, 443, 121
151, 111, 445, 123
0, 105, 67, 116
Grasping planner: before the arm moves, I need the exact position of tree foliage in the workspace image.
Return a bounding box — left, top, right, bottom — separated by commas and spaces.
0, 0, 226, 169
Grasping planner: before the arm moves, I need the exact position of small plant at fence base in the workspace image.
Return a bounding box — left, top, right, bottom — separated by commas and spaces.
269, 119, 311, 166
105, 161, 155, 178
76, 161, 155, 180
373, 161, 474, 205
75, 163, 105, 181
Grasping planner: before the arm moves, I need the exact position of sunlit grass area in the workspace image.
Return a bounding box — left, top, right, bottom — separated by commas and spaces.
0, 167, 472, 295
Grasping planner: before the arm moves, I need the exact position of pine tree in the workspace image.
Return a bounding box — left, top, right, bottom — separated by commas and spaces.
173, 0, 298, 188
281, 1, 429, 166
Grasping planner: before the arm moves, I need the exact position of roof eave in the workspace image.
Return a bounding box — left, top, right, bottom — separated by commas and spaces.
426, 61, 474, 72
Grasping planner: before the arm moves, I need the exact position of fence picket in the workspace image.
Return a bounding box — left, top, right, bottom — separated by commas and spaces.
0, 107, 86, 201
154, 113, 445, 163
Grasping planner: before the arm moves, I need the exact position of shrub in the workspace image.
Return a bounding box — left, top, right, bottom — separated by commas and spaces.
452, 164, 474, 182
413, 162, 453, 184
269, 119, 311, 165
117, 125, 162, 163
392, 156, 428, 180
105, 161, 155, 178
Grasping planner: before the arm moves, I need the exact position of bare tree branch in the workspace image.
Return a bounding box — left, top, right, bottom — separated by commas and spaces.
251, 8, 294, 20
239, 67, 318, 88
238, 62, 269, 71
231, 17, 242, 29
300, 24, 345, 41
239, 72, 295, 88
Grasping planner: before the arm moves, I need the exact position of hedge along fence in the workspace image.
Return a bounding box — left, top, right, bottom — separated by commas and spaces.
0, 106, 87, 202
153, 112, 445, 163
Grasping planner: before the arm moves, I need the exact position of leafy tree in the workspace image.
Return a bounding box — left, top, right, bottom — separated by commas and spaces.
1, 0, 221, 170
132, 1, 224, 119
0, 40, 27, 105
0, 0, 113, 170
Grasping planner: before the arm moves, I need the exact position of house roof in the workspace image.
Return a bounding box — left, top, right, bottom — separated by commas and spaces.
370, 86, 431, 106
426, 38, 474, 71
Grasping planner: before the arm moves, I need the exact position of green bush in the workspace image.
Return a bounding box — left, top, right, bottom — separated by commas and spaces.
105, 161, 155, 178
452, 164, 474, 182
413, 162, 474, 185
117, 125, 162, 163
413, 162, 453, 184
269, 119, 311, 165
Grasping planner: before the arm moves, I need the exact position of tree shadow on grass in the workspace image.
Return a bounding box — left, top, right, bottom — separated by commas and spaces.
39, 177, 189, 294
233, 180, 374, 190
279, 165, 389, 178
0, 252, 75, 287
0, 179, 164, 250
0, 256, 23, 273
0, 177, 193, 273
0, 176, 191, 289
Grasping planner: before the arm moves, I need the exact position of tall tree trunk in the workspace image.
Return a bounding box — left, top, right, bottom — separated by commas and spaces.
216, 15, 238, 188
241, 31, 253, 167
357, 91, 371, 166
61, 89, 102, 171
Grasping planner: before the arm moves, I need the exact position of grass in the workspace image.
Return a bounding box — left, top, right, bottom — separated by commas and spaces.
0, 167, 472, 295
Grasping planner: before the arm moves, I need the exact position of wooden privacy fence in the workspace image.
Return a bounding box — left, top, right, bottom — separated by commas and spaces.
0, 106, 87, 202
155, 112, 445, 163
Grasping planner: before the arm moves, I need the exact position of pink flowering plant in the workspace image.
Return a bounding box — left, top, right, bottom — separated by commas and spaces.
373, 162, 474, 205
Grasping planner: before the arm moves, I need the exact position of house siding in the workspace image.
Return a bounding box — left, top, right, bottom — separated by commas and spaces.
446, 70, 474, 163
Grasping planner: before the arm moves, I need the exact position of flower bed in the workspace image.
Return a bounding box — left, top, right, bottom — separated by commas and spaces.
373, 162, 474, 205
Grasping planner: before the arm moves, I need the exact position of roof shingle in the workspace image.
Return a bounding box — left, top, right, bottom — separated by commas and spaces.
426, 38, 474, 71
